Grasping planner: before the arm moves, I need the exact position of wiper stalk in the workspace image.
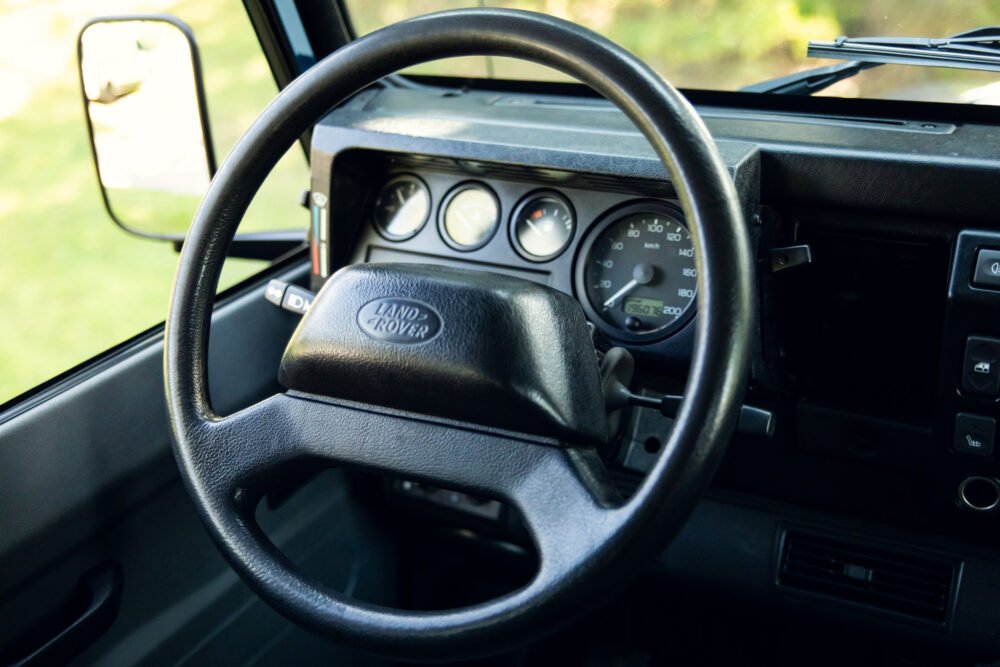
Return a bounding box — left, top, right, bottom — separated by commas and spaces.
741, 60, 878, 95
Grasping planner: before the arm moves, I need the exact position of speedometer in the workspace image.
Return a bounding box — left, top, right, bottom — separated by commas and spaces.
576, 202, 697, 342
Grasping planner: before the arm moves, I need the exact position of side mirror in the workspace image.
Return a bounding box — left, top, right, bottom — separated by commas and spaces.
77, 16, 216, 240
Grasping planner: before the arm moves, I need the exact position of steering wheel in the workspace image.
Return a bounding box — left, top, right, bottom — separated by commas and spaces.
165, 8, 753, 662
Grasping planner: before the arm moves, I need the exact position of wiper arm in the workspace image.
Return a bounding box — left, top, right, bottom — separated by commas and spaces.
740, 60, 878, 95
808, 26, 1000, 72
743, 26, 1000, 96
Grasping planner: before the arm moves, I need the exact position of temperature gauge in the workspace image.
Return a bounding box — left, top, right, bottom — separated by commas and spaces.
511, 192, 575, 261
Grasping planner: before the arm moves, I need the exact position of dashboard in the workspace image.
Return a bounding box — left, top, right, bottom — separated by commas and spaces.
299, 84, 1000, 652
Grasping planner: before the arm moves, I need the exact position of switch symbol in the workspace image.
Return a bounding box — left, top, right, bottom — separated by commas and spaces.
955, 412, 995, 457
992, 261, 1000, 276
975, 361, 992, 374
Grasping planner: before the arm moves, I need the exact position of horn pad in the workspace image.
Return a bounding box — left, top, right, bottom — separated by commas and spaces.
279, 263, 609, 446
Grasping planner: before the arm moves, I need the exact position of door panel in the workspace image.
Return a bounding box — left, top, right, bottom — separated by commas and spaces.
0, 262, 388, 664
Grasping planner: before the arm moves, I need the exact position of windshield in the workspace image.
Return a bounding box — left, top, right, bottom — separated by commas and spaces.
345, 1, 1000, 105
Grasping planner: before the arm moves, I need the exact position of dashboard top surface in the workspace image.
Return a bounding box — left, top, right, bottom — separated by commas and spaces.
318, 86, 1000, 220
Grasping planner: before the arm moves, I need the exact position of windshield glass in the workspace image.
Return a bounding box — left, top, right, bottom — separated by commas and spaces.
345, 1, 1000, 105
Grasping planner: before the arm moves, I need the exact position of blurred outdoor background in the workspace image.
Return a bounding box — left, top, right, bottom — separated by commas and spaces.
1, 0, 998, 404
349, 0, 1000, 103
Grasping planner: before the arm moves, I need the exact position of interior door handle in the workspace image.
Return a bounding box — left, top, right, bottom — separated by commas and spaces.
2, 563, 123, 667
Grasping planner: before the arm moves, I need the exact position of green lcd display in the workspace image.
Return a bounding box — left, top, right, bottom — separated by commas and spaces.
623, 297, 664, 317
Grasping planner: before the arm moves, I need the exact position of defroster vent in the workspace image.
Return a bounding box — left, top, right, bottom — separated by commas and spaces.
778, 529, 958, 624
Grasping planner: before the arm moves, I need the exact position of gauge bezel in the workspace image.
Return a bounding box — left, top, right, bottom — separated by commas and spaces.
437, 181, 501, 252
371, 173, 431, 242
508, 189, 577, 262
574, 200, 698, 344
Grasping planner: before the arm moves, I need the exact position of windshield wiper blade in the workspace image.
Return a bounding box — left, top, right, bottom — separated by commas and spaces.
744, 26, 1000, 96
808, 26, 1000, 73
740, 60, 879, 95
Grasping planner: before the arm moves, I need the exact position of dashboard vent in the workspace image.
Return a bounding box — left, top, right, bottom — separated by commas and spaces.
778, 529, 957, 624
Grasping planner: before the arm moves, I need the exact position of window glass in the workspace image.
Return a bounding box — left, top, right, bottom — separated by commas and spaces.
0, 0, 308, 404
346, 1, 1000, 106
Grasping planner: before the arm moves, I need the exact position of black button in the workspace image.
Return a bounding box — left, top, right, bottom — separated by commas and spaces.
961, 336, 1000, 396
954, 413, 996, 457
972, 249, 1000, 289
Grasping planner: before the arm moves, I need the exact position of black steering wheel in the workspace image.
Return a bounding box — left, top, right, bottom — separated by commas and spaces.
165, 8, 754, 662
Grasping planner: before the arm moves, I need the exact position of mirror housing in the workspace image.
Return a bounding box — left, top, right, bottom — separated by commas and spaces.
78, 15, 217, 240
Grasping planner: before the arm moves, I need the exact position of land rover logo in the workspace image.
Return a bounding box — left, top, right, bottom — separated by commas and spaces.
357, 298, 441, 344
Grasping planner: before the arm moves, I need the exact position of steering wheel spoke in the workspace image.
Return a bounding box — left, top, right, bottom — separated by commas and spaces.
202, 392, 617, 545
503, 447, 621, 575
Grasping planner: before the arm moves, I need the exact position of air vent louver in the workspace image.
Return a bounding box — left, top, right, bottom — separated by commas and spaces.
778, 530, 956, 624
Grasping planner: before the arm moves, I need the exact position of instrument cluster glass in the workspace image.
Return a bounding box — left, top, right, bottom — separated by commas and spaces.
577, 203, 697, 341
372, 175, 431, 241
510, 191, 575, 261
439, 182, 500, 251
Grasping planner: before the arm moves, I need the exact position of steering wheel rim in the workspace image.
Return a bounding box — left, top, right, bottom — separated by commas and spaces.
166, 8, 754, 662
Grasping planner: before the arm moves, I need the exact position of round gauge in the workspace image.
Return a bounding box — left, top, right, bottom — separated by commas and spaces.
511, 191, 575, 261
372, 175, 430, 241
440, 183, 500, 251
576, 202, 697, 342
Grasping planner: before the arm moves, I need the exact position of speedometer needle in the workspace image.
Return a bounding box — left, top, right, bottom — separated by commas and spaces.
602, 279, 638, 310
602, 263, 656, 311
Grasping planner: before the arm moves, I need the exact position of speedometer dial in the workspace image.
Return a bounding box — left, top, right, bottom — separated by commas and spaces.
577, 202, 697, 342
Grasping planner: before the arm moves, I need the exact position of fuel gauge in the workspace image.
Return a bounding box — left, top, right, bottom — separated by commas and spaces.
511, 191, 575, 261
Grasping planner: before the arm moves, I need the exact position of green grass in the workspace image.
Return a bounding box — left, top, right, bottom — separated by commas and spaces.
0, 0, 308, 403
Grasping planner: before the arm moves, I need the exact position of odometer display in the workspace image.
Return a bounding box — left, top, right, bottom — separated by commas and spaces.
623, 296, 665, 317
579, 204, 697, 340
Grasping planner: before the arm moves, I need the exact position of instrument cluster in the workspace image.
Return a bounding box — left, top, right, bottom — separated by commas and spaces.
362, 172, 699, 344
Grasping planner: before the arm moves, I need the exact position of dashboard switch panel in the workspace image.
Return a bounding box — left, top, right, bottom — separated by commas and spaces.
953, 413, 995, 457
972, 249, 1000, 289
962, 336, 1000, 396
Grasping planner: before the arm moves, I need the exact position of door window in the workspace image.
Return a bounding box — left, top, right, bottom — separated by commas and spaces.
0, 0, 308, 405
